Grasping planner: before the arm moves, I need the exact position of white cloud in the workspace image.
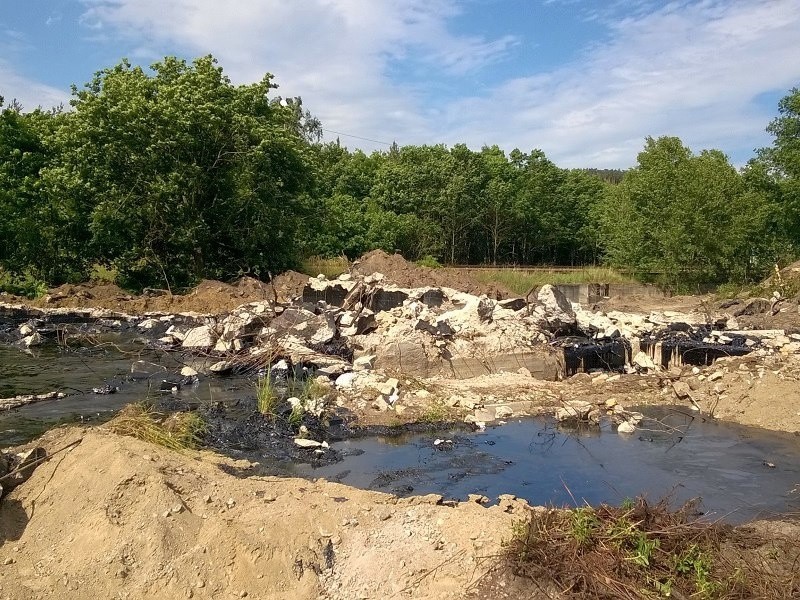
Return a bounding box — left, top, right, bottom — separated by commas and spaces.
0, 61, 70, 111
439, 0, 800, 166
78, 0, 517, 147
7, 0, 798, 167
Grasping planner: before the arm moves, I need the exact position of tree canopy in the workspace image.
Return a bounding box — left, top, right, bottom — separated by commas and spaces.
0, 56, 798, 292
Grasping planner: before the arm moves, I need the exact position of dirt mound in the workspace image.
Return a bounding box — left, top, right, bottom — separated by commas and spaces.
0, 427, 516, 600
353, 250, 514, 299
22, 278, 281, 315
269, 270, 310, 303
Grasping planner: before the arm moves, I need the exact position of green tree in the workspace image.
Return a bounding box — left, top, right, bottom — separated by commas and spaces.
46, 55, 313, 289
599, 136, 763, 288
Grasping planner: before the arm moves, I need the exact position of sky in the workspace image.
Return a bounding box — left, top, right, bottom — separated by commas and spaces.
1, 0, 799, 168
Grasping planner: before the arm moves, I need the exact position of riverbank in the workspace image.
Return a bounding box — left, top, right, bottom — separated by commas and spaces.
1, 426, 798, 600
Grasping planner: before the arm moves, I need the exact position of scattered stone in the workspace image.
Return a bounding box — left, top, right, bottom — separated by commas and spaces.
672, 381, 693, 400
294, 438, 323, 448
494, 405, 513, 419
633, 351, 656, 371
182, 326, 216, 350
555, 400, 594, 422
209, 361, 234, 375
617, 421, 636, 434
180, 366, 198, 378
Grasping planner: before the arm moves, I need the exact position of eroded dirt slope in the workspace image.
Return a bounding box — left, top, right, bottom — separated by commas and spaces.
0, 428, 521, 600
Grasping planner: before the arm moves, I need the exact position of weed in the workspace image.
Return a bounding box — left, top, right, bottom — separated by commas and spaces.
300, 256, 349, 279
289, 377, 327, 403
419, 400, 448, 423
108, 402, 206, 451
0, 269, 48, 299
503, 496, 800, 599
416, 255, 442, 269
570, 507, 600, 547
255, 376, 279, 416
287, 404, 305, 428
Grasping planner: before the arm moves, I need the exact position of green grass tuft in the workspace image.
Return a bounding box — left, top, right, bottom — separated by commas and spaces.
256, 376, 279, 416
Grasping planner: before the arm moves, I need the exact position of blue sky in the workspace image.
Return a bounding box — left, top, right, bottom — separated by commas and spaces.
2, 0, 799, 168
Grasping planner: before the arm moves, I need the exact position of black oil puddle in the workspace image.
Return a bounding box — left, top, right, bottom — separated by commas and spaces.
278, 409, 800, 523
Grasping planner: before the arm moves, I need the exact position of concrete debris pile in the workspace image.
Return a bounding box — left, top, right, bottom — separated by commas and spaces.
5, 272, 800, 390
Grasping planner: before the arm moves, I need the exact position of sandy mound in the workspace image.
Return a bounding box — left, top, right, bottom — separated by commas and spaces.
0, 428, 518, 600
354, 250, 513, 299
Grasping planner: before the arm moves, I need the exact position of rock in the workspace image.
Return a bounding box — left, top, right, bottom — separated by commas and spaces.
138, 318, 160, 330
180, 366, 199, 378
617, 421, 636, 434
294, 438, 323, 448
734, 298, 770, 317
4, 447, 46, 491
672, 381, 693, 400
18, 323, 35, 336
373, 396, 391, 411
353, 355, 376, 371
182, 326, 216, 350
517, 367, 532, 377
209, 361, 234, 375
338, 273, 352, 281
467, 494, 490, 504
498, 298, 527, 311
477, 297, 495, 322
494, 405, 514, 419
535, 285, 576, 331
555, 400, 594, 422
708, 371, 723, 382
335, 372, 357, 389
379, 377, 399, 396
633, 351, 656, 371
22, 333, 43, 347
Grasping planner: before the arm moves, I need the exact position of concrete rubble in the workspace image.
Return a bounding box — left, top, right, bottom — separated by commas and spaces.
3, 269, 800, 424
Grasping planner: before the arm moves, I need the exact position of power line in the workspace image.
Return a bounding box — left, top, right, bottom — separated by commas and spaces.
321, 128, 393, 146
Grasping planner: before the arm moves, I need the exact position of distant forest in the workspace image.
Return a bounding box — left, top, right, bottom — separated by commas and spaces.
1, 55, 799, 292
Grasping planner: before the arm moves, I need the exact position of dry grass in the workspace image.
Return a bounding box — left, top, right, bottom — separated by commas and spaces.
504, 497, 800, 599
301, 256, 350, 279
472, 267, 634, 296
107, 403, 207, 451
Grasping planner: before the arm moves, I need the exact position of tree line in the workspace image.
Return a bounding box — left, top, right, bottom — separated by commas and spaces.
1, 55, 798, 292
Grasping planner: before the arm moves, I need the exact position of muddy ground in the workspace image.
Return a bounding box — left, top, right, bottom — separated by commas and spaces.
2, 255, 800, 599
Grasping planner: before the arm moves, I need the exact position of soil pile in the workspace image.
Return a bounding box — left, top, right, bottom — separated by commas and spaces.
353, 250, 514, 299
22, 278, 281, 315
0, 427, 517, 600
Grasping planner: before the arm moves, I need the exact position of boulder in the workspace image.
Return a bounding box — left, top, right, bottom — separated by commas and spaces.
182, 326, 216, 350
617, 421, 636, 434
633, 351, 656, 371
22, 333, 43, 347
535, 285, 576, 331
555, 400, 594, 422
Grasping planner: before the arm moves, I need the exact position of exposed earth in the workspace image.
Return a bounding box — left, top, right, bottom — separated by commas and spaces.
2, 252, 800, 599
